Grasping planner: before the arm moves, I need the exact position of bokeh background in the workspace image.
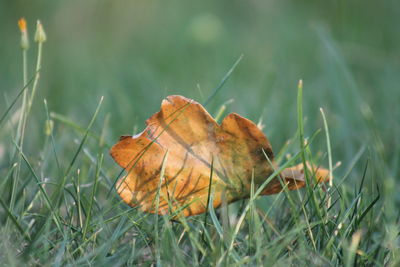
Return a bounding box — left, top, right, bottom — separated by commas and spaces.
1, 1, 399, 214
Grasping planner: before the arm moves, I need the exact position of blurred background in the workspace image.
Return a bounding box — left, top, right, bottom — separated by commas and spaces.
1, 1, 399, 211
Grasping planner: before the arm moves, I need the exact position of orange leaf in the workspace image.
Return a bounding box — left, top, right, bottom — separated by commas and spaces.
110, 95, 330, 216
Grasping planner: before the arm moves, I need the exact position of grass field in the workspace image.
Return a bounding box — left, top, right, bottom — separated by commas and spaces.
0, 1, 399, 266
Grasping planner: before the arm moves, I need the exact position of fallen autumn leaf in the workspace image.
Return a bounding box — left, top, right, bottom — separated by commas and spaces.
110, 95, 329, 216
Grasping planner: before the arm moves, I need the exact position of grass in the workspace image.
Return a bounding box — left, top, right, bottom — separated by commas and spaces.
1, 2, 400, 265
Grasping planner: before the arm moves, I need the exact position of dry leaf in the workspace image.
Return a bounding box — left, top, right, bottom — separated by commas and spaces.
110, 95, 330, 216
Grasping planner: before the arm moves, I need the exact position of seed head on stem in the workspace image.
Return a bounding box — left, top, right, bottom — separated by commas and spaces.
18, 18, 29, 50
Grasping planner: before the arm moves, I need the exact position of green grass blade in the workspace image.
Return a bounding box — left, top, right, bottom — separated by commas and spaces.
0, 74, 35, 127
203, 54, 243, 106
82, 153, 103, 240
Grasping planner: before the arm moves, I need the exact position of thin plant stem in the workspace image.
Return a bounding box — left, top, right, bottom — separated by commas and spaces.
9, 29, 44, 229
7, 43, 29, 228
28, 41, 43, 114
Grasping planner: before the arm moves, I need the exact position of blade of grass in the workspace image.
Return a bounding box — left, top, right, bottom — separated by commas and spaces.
297, 79, 309, 183
82, 153, 103, 240
13, 140, 63, 234
224, 152, 301, 261
207, 189, 224, 240
0, 196, 31, 241
63, 96, 104, 178
154, 150, 169, 265
53, 97, 104, 210
44, 99, 61, 172
202, 155, 214, 244
320, 108, 333, 207
0, 74, 35, 127
203, 54, 243, 106
50, 112, 106, 147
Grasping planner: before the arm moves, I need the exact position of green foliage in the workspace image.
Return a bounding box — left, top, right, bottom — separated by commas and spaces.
0, 1, 399, 265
